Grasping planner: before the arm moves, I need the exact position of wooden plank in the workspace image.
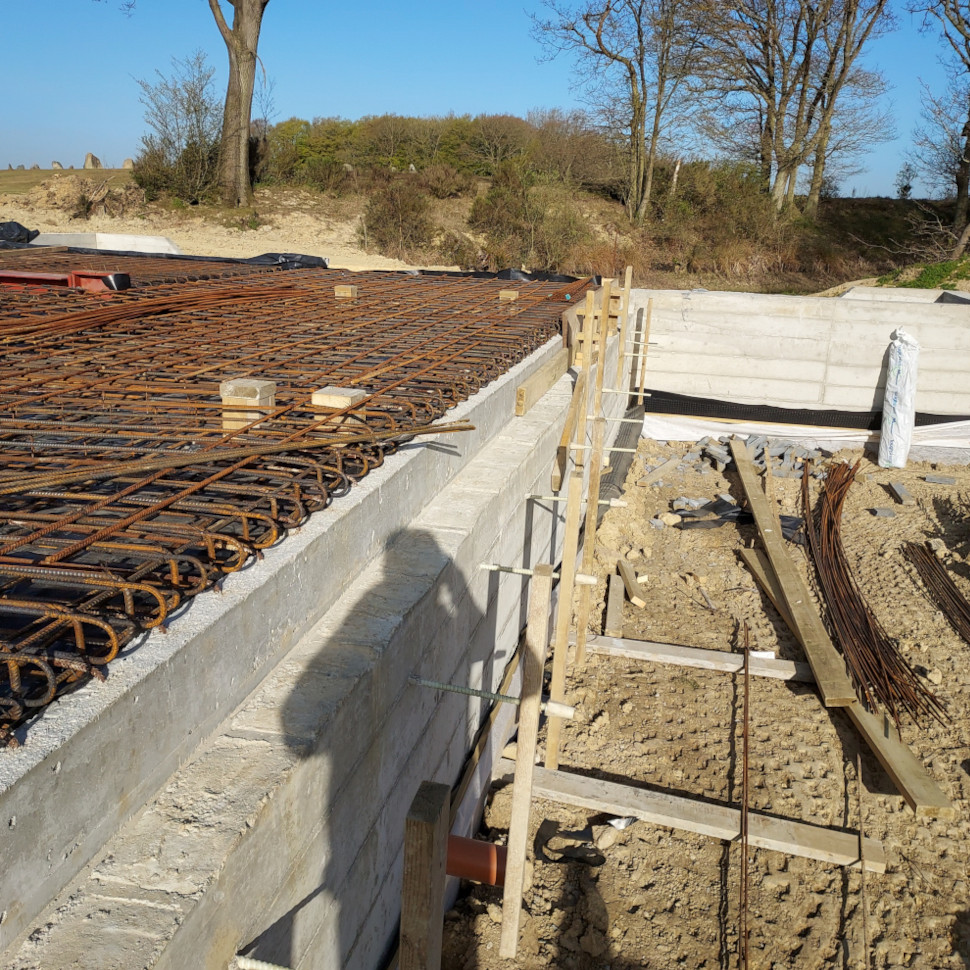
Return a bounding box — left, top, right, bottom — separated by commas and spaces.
500, 564, 554, 958
729, 437, 856, 706
604, 572, 625, 637
637, 455, 680, 486
546, 470, 584, 770
617, 560, 646, 609
515, 347, 569, 417
585, 633, 813, 682
844, 704, 953, 817
742, 548, 952, 816
636, 297, 652, 405
615, 265, 634, 388
739, 547, 796, 630
494, 760, 886, 873
400, 781, 451, 970
551, 368, 589, 492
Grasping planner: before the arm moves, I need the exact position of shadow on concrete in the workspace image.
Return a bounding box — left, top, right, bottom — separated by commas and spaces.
238, 526, 494, 969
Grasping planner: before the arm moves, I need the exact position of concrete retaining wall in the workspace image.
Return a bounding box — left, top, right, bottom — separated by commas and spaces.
4, 330, 631, 969
631, 288, 970, 417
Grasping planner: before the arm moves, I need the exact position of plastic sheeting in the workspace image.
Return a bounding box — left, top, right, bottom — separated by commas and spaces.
879, 328, 920, 468
640, 412, 970, 463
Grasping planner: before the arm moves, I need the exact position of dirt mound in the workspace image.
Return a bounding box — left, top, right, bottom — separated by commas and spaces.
21, 174, 144, 219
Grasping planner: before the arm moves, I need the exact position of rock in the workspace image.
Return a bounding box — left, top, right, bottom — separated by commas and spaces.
83, 152, 102, 169
625, 547, 640, 561
648, 518, 666, 529
927, 668, 943, 686
29, 163, 40, 170
486, 902, 503, 924
928, 538, 947, 559
51, 160, 63, 169
122, 158, 134, 169
763, 873, 791, 894
593, 824, 619, 850
658, 512, 682, 526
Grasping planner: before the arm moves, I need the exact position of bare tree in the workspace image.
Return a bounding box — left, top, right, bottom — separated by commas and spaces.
700, 0, 892, 211
532, 0, 702, 222
101, 0, 270, 206
907, 1, 970, 228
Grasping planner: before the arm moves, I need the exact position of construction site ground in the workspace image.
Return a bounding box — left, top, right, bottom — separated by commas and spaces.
442, 437, 970, 970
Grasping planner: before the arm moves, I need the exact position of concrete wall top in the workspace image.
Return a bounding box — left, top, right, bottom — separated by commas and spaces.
840, 285, 947, 303
29, 233, 183, 254
631, 287, 970, 417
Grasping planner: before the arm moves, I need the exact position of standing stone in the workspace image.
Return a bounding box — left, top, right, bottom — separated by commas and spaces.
15, 164, 24, 170
30, 163, 40, 170
52, 161, 63, 169
122, 158, 134, 169
84, 152, 102, 170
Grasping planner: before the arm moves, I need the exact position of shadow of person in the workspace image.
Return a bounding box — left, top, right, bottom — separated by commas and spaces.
237, 526, 498, 970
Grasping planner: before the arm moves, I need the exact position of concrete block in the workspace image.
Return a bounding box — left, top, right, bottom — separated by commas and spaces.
498, 289, 518, 302
889, 482, 916, 506
312, 386, 368, 409
871, 507, 896, 517
219, 378, 276, 404
925, 474, 956, 485
334, 284, 358, 299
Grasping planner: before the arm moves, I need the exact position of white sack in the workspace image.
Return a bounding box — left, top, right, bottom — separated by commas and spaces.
878, 329, 920, 468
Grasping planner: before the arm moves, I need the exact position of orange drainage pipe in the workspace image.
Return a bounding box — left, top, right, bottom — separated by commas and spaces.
447, 835, 506, 886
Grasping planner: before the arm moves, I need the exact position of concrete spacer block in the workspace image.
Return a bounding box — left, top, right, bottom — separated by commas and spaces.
312, 386, 368, 409
498, 289, 518, 302
925, 474, 956, 485
334, 284, 359, 299
219, 378, 276, 405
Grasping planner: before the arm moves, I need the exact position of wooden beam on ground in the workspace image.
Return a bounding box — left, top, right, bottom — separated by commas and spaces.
617, 560, 646, 608
515, 347, 569, 417
500, 564, 554, 959
585, 633, 813, 682
604, 572, 625, 637
729, 437, 855, 707
400, 781, 451, 970
494, 760, 886, 873
546, 470, 584, 770
637, 455, 680, 487
742, 545, 952, 816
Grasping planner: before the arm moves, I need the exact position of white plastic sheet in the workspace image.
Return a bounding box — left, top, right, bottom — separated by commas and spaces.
879, 329, 920, 468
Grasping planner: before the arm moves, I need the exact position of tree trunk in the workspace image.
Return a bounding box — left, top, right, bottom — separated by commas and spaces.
954, 115, 970, 231
804, 121, 832, 222
209, 0, 269, 207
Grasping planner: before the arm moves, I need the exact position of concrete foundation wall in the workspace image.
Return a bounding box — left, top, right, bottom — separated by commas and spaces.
631, 288, 970, 417
4, 329, 631, 969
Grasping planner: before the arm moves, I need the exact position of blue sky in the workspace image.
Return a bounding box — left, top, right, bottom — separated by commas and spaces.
0, 0, 954, 197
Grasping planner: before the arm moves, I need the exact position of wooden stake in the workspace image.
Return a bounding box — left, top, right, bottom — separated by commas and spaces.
615, 265, 634, 388
400, 781, 451, 970
551, 369, 589, 492
604, 571, 625, 637
636, 297, 653, 405
617, 559, 646, 608
545, 470, 584, 770
499, 563, 554, 959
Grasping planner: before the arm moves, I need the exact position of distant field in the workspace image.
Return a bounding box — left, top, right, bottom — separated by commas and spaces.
0, 169, 133, 195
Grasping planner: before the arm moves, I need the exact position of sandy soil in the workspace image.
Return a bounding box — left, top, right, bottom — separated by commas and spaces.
443, 439, 970, 970
0, 173, 423, 271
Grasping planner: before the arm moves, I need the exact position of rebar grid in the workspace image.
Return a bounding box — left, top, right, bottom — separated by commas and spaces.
0, 265, 591, 743
802, 462, 947, 727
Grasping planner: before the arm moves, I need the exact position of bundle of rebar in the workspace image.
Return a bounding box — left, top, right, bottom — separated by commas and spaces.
904, 541, 970, 646
802, 462, 947, 726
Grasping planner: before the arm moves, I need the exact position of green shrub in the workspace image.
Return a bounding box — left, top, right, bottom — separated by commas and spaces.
420, 163, 473, 199
361, 179, 435, 259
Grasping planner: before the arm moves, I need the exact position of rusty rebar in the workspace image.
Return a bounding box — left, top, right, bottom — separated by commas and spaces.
904, 541, 970, 646
802, 463, 947, 727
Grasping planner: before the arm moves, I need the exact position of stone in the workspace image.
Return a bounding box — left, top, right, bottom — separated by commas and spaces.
925, 474, 956, 485
928, 538, 947, 559
658, 512, 681, 526
871, 508, 895, 518
122, 158, 134, 169
889, 482, 915, 505
486, 902, 503, 924
83, 152, 102, 169
927, 668, 943, 686
51, 160, 63, 169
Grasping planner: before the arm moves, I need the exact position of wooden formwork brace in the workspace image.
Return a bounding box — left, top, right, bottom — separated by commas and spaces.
636, 296, 653, 406
614, 265, 634, 388
499, 563, 554, 958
